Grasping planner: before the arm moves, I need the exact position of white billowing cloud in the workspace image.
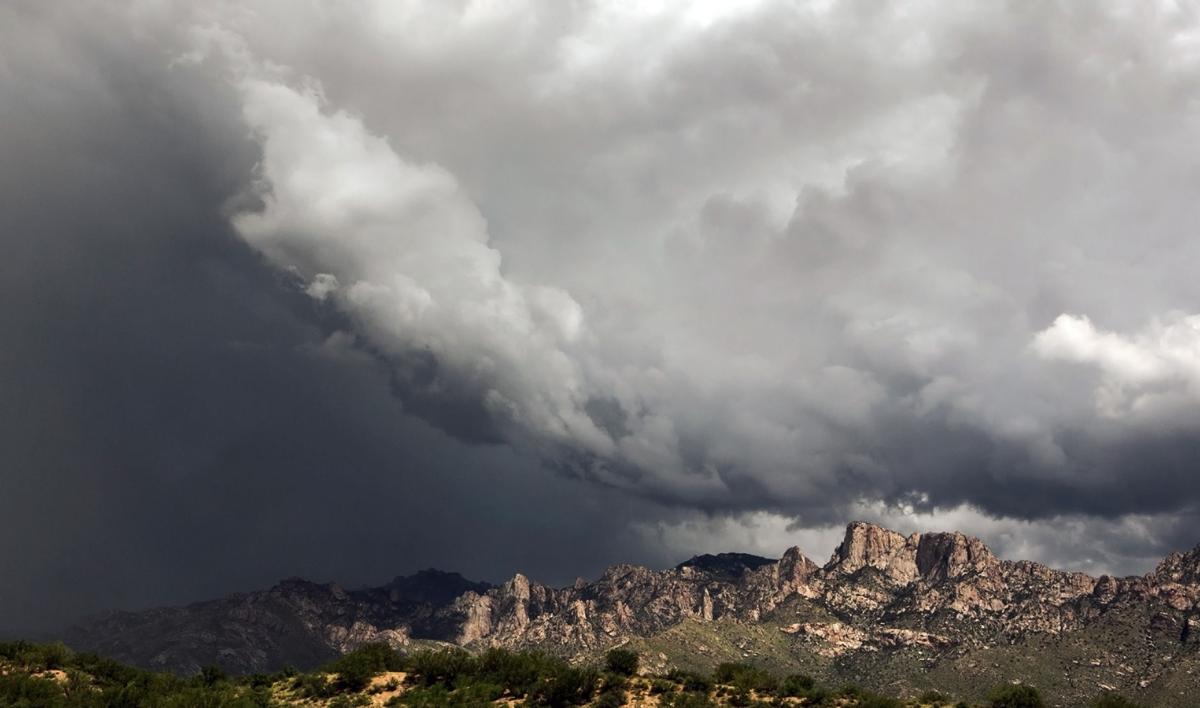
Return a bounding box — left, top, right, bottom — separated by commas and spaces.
1035, 313, 1200, 419
228, 55, 610, 456
172, 0, 1200, 555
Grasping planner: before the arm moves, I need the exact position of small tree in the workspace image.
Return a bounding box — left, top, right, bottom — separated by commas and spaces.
603, 648, 639, 677
779, 673, 815, 697
988, 684, 1045, 708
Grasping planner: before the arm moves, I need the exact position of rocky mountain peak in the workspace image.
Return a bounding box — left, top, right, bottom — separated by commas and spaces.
1154, 545, 1200, 585
826, 521, 921, 584
779, 546, 819, 577
504, 573, 533, 599
914, 530, 998, 582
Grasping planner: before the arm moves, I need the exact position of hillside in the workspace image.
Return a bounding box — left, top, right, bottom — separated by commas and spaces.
0, 639, 1142, 707
61, 522, 1200, 706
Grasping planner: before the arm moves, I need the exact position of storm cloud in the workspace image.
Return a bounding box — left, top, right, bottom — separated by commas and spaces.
3, 0, 1200, 630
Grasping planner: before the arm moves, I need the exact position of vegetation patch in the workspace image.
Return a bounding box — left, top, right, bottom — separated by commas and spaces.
0, 640, 1150, 707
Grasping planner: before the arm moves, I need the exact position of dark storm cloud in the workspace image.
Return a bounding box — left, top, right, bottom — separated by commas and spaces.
0, 2, 677, 631
4, 0, 1200, 631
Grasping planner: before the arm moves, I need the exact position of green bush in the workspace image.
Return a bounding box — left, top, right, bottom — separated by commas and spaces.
592, 686, 626, 707
391, 684, 453, 707
527, 665, 599, 707
293, 672, 332, 699
0, 640, 72, 672
604, 647, 639, 676
988, 683, 1045, 708
712, 662, 778, 693
389, 681, 504, 707
666, 668, 712, 693
474, 647, 552, 695
857, 692, 903, 708
405, 648, 477, 688
322, 642, 405, 693
728, 686, 753, 706
661, 690, 719, 708
803, 686, 831, 706
0, 673, 64, 708
778, 673, 815, 697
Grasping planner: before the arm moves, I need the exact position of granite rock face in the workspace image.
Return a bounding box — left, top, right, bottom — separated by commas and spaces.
66, 522, 1200, 698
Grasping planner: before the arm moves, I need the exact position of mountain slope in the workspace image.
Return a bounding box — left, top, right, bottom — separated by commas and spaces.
64, 522, 1200, 705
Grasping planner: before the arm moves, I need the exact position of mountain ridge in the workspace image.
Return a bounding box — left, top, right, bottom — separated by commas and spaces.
62, 521, 1200, 706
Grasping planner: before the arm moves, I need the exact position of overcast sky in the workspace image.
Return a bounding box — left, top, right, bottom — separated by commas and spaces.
4, 0, 1200, 631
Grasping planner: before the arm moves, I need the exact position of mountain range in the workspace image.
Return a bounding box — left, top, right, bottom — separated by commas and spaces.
63, 522, 1200, 706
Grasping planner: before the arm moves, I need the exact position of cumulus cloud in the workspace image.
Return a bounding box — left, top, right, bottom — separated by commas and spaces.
223, 50, 610, 459
1034, 313, 1200, 419
198, 0, 1200, 530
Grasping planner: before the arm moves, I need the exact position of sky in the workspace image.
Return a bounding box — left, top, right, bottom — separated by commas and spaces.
3, 0, 1200, 631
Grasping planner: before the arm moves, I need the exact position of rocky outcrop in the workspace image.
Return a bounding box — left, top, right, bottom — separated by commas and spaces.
65, 521, 1200, 689
825, 522, 921, 584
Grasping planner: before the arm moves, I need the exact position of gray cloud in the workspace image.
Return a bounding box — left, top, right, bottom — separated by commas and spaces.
3, 0, 1200, 629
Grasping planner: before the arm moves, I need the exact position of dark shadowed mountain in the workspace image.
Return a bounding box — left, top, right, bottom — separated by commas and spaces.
674, 553, 777, 580
64, 522, 1200, 706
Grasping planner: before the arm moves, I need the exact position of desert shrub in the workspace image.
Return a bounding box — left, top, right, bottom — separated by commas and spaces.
293, 672, 332, 699
666, 668, 712, 693
600, 672, 628, 692
329, 695, 372, 708
1091, 694, 1144, 708
592, 685, 626, 707
331, 659, 376, 693
712, 662, 777, 693
474, 647, 560, 695
857, 692, 903, 708
778, 673, 815, 697
405, 648, 477, 688
527, 665, 600, 707
803, 686, 831, 706
391, 684, 454, 707
649, 678, 675, 694
459, 682, 505, 703
661, 690, 719, 708
134, 683, 268, 708
323, 642, 405, 693
71, 651, 143, 687
604, 647, 639, 676
918, 689, 950, 704
0, 672, 64, 707
988, 683, 1045, 708
728, 686, 753, 706
0, 640, 73, 672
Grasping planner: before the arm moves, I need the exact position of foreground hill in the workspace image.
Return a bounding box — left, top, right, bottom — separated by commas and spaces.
0, 639, 1140, 707
63, 522, 1200, 706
